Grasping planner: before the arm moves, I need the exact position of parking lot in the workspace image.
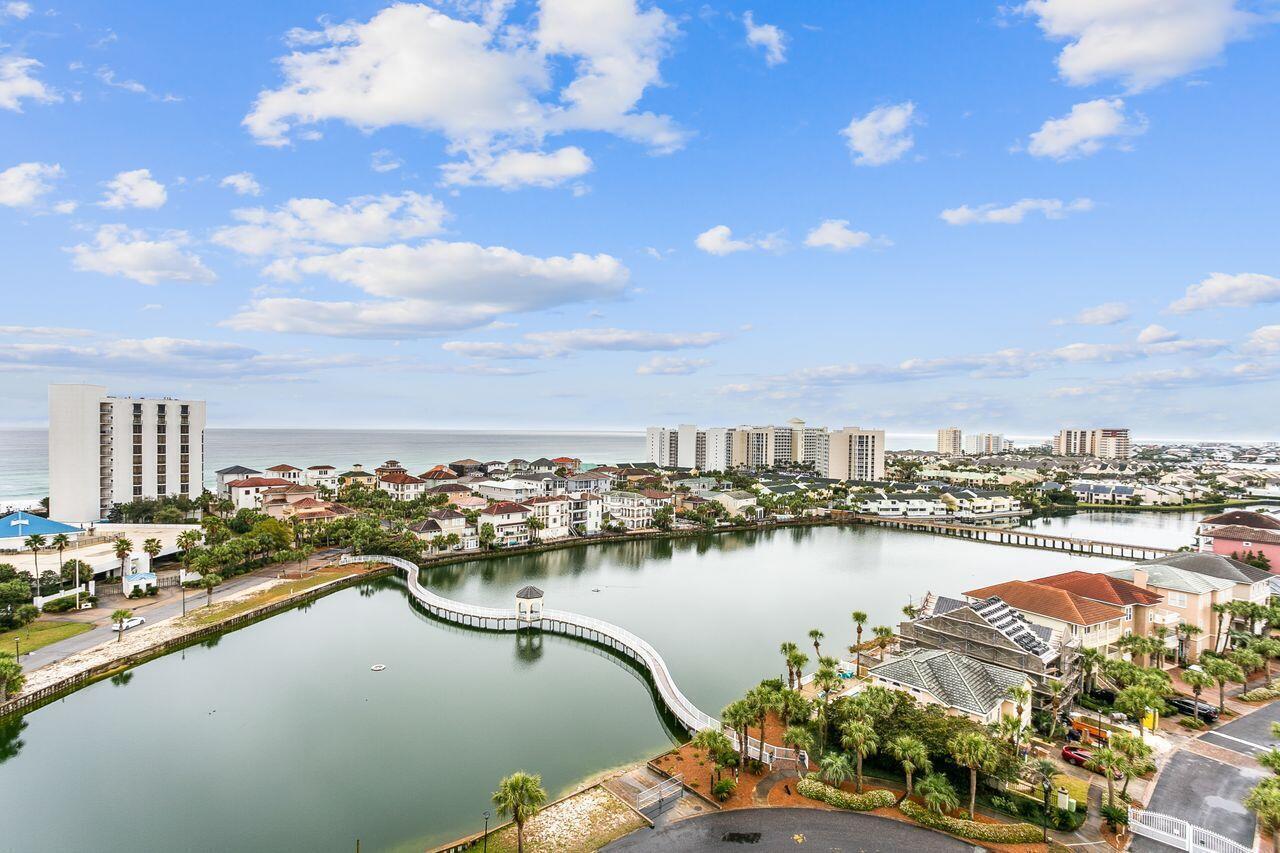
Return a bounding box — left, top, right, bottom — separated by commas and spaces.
1201, 701, 1280, 758
1131, 750, 1263, 851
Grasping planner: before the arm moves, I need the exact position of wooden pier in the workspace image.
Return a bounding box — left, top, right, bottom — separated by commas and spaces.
849, 515, 1176, 561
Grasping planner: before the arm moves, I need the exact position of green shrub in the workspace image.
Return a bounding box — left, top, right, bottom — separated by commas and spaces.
797, 776, 895, 811
712, 778, 737, 801
1240, 686, 1280, 702
1178, 717, 1206, 730
1100, 803, 1129, 830
41, 596, 76, 613
900, 799, 1043, 844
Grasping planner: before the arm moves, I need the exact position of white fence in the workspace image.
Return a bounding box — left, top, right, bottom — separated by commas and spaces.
1128, 808, 1253, 853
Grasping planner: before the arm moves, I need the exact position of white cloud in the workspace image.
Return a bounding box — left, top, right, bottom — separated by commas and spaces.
1168, 272, 1280, 313
53, 199, 77, 214
1017, 0, 1262, 92
68, 225, 216, 285
1244, 325, 1280, 355
941, 197, 1093, 225
743, 11, 787, 66
96, 67, 146, 95
695, 224, 753, 256
243, 0, 685, 175
637, 356, 709, 375
99, 168, 167, 209
212, 191, 449, 256
3, 3, 32, 19
226, 239, 629, 338
0, 55, 60, 112
219, 172, 262, 196
444, 327, 723, 359
1136, 324, 1178, 344
0, 161, 62, 207
1052, 301, 1130, 326
841, 102, 917, 166
803, 219, 871, 251
440, 145, 592, 189
370, 149, 402, 173
1026, 98, 1146, 160
0, 324, 94, 338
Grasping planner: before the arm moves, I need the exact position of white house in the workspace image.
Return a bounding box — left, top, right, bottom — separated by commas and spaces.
216, 465, 261, 498
227, 476, 293, 510
569, 493, 603, 534
525, 495, 573, 539
264, 463, 305, 484
860, 492, 948, 518
711, 490, 760, 517
305, 465, 339, 490
474, 479, 544, 503
377, 472, 428, 501
603, 490, 673, 530
479, 501, 532, 546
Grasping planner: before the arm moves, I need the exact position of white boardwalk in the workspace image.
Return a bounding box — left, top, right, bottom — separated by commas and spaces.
343, 554, 807, 767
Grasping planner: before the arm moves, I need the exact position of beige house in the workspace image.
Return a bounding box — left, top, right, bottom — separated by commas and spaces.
868, 648, 1033, 726
964, 580, 1127, 657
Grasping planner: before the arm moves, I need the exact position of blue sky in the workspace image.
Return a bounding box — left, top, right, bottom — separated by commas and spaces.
2, 0, 1278, 441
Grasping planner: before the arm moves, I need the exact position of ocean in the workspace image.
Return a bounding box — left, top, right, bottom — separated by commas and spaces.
0, 428, 647, 509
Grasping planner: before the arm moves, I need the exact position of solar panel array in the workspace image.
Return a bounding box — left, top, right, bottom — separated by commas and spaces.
971, 596, 1051, 656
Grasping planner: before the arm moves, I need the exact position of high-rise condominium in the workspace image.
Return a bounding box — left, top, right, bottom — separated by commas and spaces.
645, 418, 840, 476
827, 427, 886, 481
49, 384, 206, 522
1052, 428, 1130, 459
964, 433, 1005, 455
937, 427, 962, 455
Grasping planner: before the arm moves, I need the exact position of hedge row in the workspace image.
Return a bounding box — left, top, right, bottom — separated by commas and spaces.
797, 776, 895, 811
899, 799, 1044, 844
1240, 686, 1280, 702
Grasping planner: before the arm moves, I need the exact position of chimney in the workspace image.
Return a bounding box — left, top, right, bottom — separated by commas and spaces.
1132, 565, 1149, 589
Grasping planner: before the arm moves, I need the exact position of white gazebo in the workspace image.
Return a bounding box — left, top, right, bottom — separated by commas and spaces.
515, 585, 544, 624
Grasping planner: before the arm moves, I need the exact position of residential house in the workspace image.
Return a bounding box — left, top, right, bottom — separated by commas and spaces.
479, 501, 532, 546
1198, 510, 1280, 564
867, 649, 1033, 726
226, 476, 293, 510
603, 490, 673, 530
265, 463, 304, 484
215, 465, 261, 498
1027, 570, 1164, 647
278, 497, 354, 524
525, 495, 573, 539
450, 494, 488, 511
860, 492, 948, 518
260, 483, 320, 519
550, 456, 582, 473
410, 509, 477, 550
509, 472, 567, 495
507, 458, 531, 472
530, 458, 556, 473
375, 460, 407, 478
305, 465, 338, 491
339, 465, 377, 489
568, 492, 603, 534
566, 470, 613, 496
963, 579, 1128, 658
377, 471, 428, 501
419, 465, 460, 484
483, 460, 507, 475
474, 478, 544, 503
712, 490, 760, 517
1071, 483, 1136, 505
1105, 561, 1235, 659
449, 459, 486, 475
939, 488, 1023, 519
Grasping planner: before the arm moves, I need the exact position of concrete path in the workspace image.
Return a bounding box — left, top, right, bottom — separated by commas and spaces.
603, 806, 980, 852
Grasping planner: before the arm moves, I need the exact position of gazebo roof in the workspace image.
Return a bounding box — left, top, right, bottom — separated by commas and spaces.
515, 585, 544, 599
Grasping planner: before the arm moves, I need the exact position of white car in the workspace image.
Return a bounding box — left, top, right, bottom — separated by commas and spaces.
110, 616, 146, 631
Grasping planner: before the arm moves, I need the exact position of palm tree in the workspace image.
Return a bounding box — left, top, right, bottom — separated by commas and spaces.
111, 609, 132, 643
840, 718, 878, 793
1246, 777, 1280, 853
721, 701, 753, 771
1202, 656, 1244, 713
809, 628, 824, 661
850, 610, 868, 671
1044, 678, 1067, 740
0, 654, 24, 700
199, 572, 224, 607
526, 515, 544, 543
1177, 622, 1204, 665
142, 537, 162, 567
1078, 647, 1104, 694
1252, 638, 1280, 686
113, 537, 134, 578
1212, 602, 1230, 653
1006, 684, 1031, 752
23, 534, 45, 596
50, 533, 70, 590
747, 684, 780, 762
780, 641, 799, 688
819, 751, 854, 787
948, 730, 998, 819
871, 625, 894, 661
782, 726, 814, 769
691, 729, 736, 783
1232, 648, 1265, 692
886, 734, 930, 803
917, 773, 960, 814
1182, 667, 1214, 710
1111, 731, 1154, 799
1115, 685, 1162, 740
787, 650, 809, 689
491, 771, 547, 853
1086, 746, 1128, 809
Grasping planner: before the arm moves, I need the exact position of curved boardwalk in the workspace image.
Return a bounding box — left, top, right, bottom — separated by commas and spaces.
343, 554, 806, 767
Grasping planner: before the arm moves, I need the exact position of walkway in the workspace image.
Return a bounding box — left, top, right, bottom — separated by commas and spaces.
343, 554, 807, 768
602, 807, 978, 852
850, 514, 1176, 560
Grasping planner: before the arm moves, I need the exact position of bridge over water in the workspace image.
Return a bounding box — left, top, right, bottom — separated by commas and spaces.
849, 515, 1177, 561
342, 555, 808, 769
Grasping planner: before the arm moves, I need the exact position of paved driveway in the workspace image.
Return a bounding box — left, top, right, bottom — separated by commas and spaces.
1201, 701, 1280, 758
604, 807, 980, 852
1131, 751, 1263, 852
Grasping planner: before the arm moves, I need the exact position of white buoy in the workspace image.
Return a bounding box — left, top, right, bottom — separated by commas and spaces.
370, 664, 386, 672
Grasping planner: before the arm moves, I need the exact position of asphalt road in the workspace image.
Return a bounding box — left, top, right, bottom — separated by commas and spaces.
604, 807, 981, 853
1200, 700, 1280, 758
1130, 751, 1263, 851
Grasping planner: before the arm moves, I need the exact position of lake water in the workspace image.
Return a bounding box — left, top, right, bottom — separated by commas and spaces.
3, 525, 1117, 851
1017, 509, 1203, 550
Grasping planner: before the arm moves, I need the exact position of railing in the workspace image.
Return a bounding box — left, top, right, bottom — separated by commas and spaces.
636, 773, 684, 810
343, 554, 808, 768
1128, 807, 1252, 853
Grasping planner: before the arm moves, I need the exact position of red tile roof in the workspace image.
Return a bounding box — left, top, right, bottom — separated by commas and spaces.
419, 465, 459, 480
379, 472, 425, 485
963, 579, 1125, 625
1028, 570, 1163, 607
227, 477, 292, 488
1202, 510, 1280, 530
551, 456, 580, 464
1208, 525, 1280, 545
266, 464, 301, 472
483, 501, 531, 515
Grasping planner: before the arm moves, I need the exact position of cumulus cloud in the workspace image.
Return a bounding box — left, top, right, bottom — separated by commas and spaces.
743, 11, 786, 66
1052, 301, 1130, 326
68, 225, 216, 285
1136, 324, 1179, 344
220, 172, 262, 196
637, 356, 709, 375
1017, 0, 1262, 92
243, 0, 685, 186
3, 3, 33, 19
99, 168, 167, 209
695, 224, 752, 256
941, 197, 1093, 225
841, 102, 917, 166
1243, 325, 1280, 355
440, 145, 592, 189
803, 219, 872, 251
0, 161, 62, 207
1026, 98, 1146, 160
0, 55, 60, 112
226, 240, 629, 338
212, 191, 448, 256
1168, 272, 1280, 313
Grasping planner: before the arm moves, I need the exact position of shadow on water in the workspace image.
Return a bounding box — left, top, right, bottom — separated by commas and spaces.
384, 573, 687, 745
0, 715, 27, 765
109, 670, 133, 687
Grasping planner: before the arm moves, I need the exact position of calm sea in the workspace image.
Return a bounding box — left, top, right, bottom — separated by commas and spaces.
0, 428, 646, 508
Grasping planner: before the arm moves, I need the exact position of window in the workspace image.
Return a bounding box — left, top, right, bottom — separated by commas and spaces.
1124, 606, 1133, 622
1169, 592, 1188, 608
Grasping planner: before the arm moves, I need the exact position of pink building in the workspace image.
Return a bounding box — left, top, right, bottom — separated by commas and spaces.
1199, 511, 1280, 569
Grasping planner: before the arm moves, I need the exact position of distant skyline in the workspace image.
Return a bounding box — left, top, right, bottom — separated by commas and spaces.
2, 2, 1279, 439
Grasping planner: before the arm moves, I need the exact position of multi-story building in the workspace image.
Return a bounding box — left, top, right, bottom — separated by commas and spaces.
478, 501, 532, 547
1053, 428, 1131, 459
645, 427, 680, 468
963, 433, 1005, 455
936, 427, 963, 455
827, 427, 885, 482
603, 489, 673, 530
49, 383, 206, 522
702, 427, 736, 473
377, 471, 428, 501
646, 419, 839, 475
226, 476, 293, 510
963, 580, 1128, 658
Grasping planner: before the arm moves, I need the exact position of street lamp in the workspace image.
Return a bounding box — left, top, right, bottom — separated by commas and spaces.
1041, 778, 1052, 843
482, 810, 490, 852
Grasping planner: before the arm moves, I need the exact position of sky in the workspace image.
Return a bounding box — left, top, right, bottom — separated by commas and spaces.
1, 0, 1279, 441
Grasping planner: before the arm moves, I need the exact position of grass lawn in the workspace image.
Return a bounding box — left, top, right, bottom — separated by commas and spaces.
1054, 773, 1090, 805
0, 619, 94, 654
180, 568, 362, 627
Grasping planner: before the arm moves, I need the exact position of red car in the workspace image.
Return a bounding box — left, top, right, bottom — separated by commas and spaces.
1061, 744, 1092, 766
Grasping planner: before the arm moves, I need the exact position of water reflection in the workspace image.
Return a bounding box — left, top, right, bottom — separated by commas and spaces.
109, 671, 133, 687
0, 716, 27, 765
514, 631, 543, 665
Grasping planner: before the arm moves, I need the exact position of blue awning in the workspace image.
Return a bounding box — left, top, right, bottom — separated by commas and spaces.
0, 511, 82, 539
